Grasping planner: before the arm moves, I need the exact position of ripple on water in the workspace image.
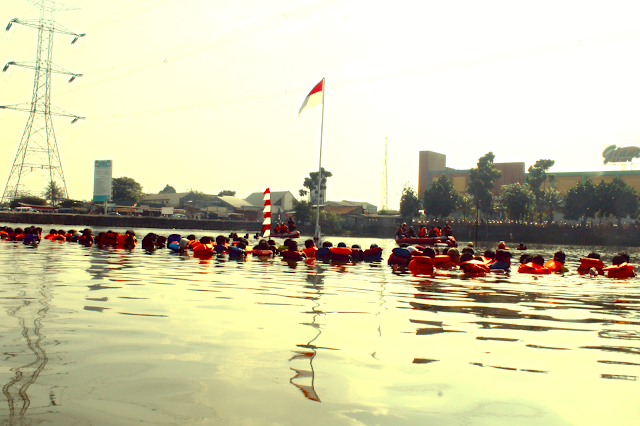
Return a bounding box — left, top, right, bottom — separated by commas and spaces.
0, 231, 639, 425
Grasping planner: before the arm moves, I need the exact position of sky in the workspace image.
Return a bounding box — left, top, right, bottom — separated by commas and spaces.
1, 0, 640, 208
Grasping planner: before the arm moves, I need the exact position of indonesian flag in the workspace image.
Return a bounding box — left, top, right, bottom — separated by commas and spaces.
261, 188, 271, 238
298, 79, 324, 116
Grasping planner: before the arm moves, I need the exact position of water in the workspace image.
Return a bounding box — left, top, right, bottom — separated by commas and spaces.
1, 226, 639, 425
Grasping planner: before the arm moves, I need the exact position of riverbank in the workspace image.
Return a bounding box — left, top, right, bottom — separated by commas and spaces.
0, 212, 261, 232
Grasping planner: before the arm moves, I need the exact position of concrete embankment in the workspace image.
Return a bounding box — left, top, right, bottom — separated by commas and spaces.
0, 212, 262, 232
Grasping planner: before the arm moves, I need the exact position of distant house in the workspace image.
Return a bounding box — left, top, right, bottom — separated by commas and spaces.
324, 200, 377, 213
139, 192, 260, 220
140, 192, 192, 207
357, 213, 403, 228
321, 205, 365, 227
245, 190, 296, 219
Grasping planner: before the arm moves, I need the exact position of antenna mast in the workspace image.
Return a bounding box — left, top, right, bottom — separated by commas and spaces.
380, 137, 388, 211
0, 0, 85, 205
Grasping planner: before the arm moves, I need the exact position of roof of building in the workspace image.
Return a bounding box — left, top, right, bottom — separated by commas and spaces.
325, 200, 377, 208
322, 205, 362, 215
141, 192, 190, 201
245, 191, 294, 207
218, 196, 260, 210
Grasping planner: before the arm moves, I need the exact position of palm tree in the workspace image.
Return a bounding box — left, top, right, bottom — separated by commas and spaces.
542, 187, 561, 224
458, 193, 475, 220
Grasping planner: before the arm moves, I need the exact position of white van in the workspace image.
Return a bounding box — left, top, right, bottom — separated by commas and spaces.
13, 206, 36, 212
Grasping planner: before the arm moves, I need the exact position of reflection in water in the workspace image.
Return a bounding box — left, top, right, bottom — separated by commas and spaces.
2, 251, 53, 424
290, 265, 324, 402
1, 236, 639, 425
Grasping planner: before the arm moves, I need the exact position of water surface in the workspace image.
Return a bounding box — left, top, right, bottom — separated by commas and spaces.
1, 227, 639, 425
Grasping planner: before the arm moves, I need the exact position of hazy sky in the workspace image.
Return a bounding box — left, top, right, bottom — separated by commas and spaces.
2, 0, 640, 208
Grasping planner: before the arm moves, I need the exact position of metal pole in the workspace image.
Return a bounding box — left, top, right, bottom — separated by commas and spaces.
475, 202, 479, 248
313, 78, 325, 245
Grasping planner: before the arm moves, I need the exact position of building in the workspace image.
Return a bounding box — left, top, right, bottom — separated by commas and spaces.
418, 150, 640, 197
418, 151, 525, 197
140, 192, 193, 207
324, 200, 378, 213
245, 190, 297, 218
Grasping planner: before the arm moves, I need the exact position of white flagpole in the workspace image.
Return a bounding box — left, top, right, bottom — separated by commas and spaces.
313, 78, 325, 245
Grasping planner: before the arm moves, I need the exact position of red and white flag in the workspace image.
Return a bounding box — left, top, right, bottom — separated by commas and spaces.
298, 79, 324, 116
261, 188, 271, 238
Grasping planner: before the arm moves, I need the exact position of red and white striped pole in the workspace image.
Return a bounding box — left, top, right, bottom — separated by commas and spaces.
261, 188, 271, 238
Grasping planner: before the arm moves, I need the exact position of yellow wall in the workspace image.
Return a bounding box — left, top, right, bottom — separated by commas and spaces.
452, 175, 468, 193
553, 176, 582, 193
621, 175, 640, 193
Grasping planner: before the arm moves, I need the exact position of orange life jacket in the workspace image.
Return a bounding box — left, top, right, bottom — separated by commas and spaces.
434, 254, 456, 269
604, 263, 635, 279
193, 243, 214, 255
577, 258, 605, 275
460, 259, 490, 275
302, 247, 317, 258
543, 259, 564, 273
408, 255, 435, 272
518, 262, 551, 274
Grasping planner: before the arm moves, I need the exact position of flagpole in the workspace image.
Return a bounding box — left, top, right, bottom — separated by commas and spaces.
314, 78, 325, 245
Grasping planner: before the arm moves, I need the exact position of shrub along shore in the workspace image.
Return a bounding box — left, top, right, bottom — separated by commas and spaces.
1, 213, 638, 246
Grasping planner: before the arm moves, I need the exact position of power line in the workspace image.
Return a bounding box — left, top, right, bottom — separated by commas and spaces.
86, 28, 640, 119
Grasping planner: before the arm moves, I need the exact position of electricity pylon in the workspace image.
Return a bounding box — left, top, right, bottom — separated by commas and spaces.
380, 137, 388, 211
0, 0, 84, 205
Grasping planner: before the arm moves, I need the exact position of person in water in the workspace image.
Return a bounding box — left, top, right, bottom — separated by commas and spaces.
516, 242, 527, 250
490, 249, 512, 272
544, 251, 569, 273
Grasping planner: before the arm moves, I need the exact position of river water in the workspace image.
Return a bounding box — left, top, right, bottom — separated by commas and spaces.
0, 226, 639, 425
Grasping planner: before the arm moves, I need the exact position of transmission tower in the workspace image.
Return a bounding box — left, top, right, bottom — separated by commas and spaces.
0, 0, 84, 205
380, 137, 389, 211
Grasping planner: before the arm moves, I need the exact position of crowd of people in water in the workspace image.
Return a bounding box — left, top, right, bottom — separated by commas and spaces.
396, 222, 453, 239
389, 239, 636, 278
0, 224, 635, 278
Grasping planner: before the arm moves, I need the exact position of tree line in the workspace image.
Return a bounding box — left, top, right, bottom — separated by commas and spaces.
400, 153, 639, 224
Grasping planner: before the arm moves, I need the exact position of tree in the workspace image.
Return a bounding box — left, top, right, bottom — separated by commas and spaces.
399, 183, 420, 220
542, 187, 561, 224
112, 177, 144, 205
525, 159, 555, 221
467, 152, 502, 215
606, 177, 638, 223
299, 189, 308, 198
218, 190, 236, 196
303, 168, 333, 204
294, 200, 314, 224
43, 181, 64, 205
423, 175, 459, 218
563, 180, 597, 224
500, 183, 534, 221
159, 184, 176, 194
